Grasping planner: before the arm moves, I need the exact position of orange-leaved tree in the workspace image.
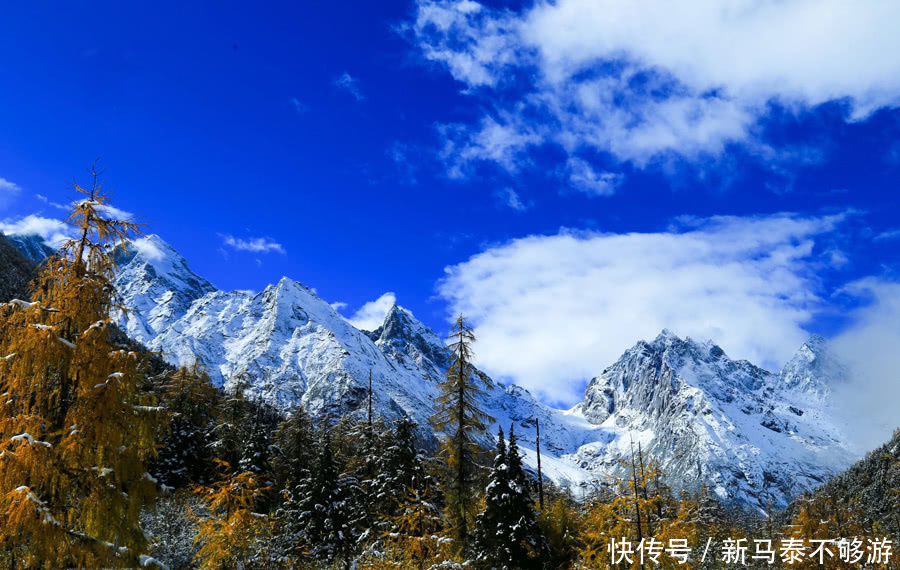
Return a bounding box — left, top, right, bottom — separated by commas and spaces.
192, 461, 273, 569
0, 165, 163, 568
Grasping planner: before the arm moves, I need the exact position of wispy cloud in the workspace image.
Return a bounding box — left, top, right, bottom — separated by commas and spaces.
35, 194, 69, 211
564, 158, 624, 197
874, 228, 900, 241
334, 72, 365, 102
387, 141, 418, 184
220, 234, 286, 254
0, 177, 21, 209
0, 178, 21, 195
495, 187, 530, 212
410, 0, 900, 178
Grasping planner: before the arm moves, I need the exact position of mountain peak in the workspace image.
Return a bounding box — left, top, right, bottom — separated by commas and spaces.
112, 236, 216, 344
655, 327, 679, 341
368, 304, 449, 371
779, 334, 846, 396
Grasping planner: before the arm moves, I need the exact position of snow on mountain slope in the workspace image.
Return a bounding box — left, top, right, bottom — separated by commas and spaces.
112, 236, 217, 344
111, 235, 856, 511
571, 330, 854, 509
5, 233, 56, 264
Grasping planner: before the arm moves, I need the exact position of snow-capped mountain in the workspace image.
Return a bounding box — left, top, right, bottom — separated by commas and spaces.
5, 233, 56, 264
110, 235, 857, 511
572, 331, 854, 509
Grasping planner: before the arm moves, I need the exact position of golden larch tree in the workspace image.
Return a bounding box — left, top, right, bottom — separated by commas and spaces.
191, 462, 273, 569
0, 166, 162, 567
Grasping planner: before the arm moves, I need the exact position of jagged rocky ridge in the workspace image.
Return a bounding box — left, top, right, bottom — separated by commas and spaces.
11, 233, 860, 512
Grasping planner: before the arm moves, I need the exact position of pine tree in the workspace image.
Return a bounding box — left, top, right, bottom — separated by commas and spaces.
271, 406, 315, 491
0, 166, 162, 567
374, 418, 421, 519
208, 379, 278, 478
473, 426, 510, 566
474, 425, 547, 569
237, 397, 277, 477
151, 364, 220, 488
505, 425, 549, 565
430, 314, 493, 552
279, 430, 364, 568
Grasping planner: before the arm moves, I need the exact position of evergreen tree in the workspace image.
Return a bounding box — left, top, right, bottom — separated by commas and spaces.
279, 430, 364, 568
271, 406, 315, 491
474, 425, 547, 569
209, 380, 252, 472
151, 364, 220, 488
374, 418, 421, 518
430, 314, 493, 552
208, 379, 279, 478
237, 397, 278, 477
0, 167, 162, 567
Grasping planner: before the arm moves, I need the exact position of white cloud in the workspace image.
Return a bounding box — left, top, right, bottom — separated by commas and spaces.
565, 157, 624, 197
874, 228, 900, 241
438, 212, 848, 404
495, 187, 529, 212
412, 0, 900, 171
334, 72, 365, 101
35, 194, 69, 211
344, 292, 397, 331
0, 214, 73, 247
220, 234, 286, 254
831, 278, 900, 451
130, 237, 166, 261
95, 203, 134, 220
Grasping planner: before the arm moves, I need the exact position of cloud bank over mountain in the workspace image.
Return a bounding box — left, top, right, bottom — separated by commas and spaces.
438, 212, 856, 404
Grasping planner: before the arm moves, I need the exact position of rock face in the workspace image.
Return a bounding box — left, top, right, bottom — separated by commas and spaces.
111, 235, 858, 511
0, 232, 38, 302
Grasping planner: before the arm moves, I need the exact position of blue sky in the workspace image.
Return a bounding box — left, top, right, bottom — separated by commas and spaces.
1, 1, 899, 405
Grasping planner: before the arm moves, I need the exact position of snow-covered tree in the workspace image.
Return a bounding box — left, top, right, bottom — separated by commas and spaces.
151, 364, 220, 487
277, 430, 364, 568
0, 167, 162, 567
141, 490, 204, 570
473, 425, 547, 569
271, 406, 315, 491
374, 418, 423, 518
